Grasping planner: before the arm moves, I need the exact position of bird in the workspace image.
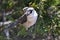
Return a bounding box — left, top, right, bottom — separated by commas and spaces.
2, 7, 38, 39
0, 7, 38, 30
22, 7, 38, 30
22, 7, 38, 38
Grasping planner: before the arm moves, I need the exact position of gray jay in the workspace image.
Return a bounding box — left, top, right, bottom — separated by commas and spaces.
22, 7, 38, 30
2, 7, 38, 39
0, 7, 38, 30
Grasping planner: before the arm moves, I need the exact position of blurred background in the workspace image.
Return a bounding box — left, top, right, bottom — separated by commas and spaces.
0, 0, 60, 40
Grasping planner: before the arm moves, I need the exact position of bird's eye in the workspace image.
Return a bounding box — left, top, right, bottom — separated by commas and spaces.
29, 10, 33, 13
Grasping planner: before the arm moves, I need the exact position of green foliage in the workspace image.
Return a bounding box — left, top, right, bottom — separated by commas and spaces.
0, 0, 60, 39
17, 27, 28, 37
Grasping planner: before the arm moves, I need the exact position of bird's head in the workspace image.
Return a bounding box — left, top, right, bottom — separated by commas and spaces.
23, 7, 35, 16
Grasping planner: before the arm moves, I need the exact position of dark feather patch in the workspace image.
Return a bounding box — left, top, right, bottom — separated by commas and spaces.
30, 10, 32, 13
19, 14, 27, 24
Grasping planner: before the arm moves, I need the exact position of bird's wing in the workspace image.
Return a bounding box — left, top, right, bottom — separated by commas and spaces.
19, 14, 27, 24
4, 14, 27, 29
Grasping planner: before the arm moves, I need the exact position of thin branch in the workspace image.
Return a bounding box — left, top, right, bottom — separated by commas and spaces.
0, 21, 12, 26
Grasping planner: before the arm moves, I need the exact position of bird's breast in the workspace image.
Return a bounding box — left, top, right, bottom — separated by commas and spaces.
23, 14, 38, 30
27, 14, 36, 21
